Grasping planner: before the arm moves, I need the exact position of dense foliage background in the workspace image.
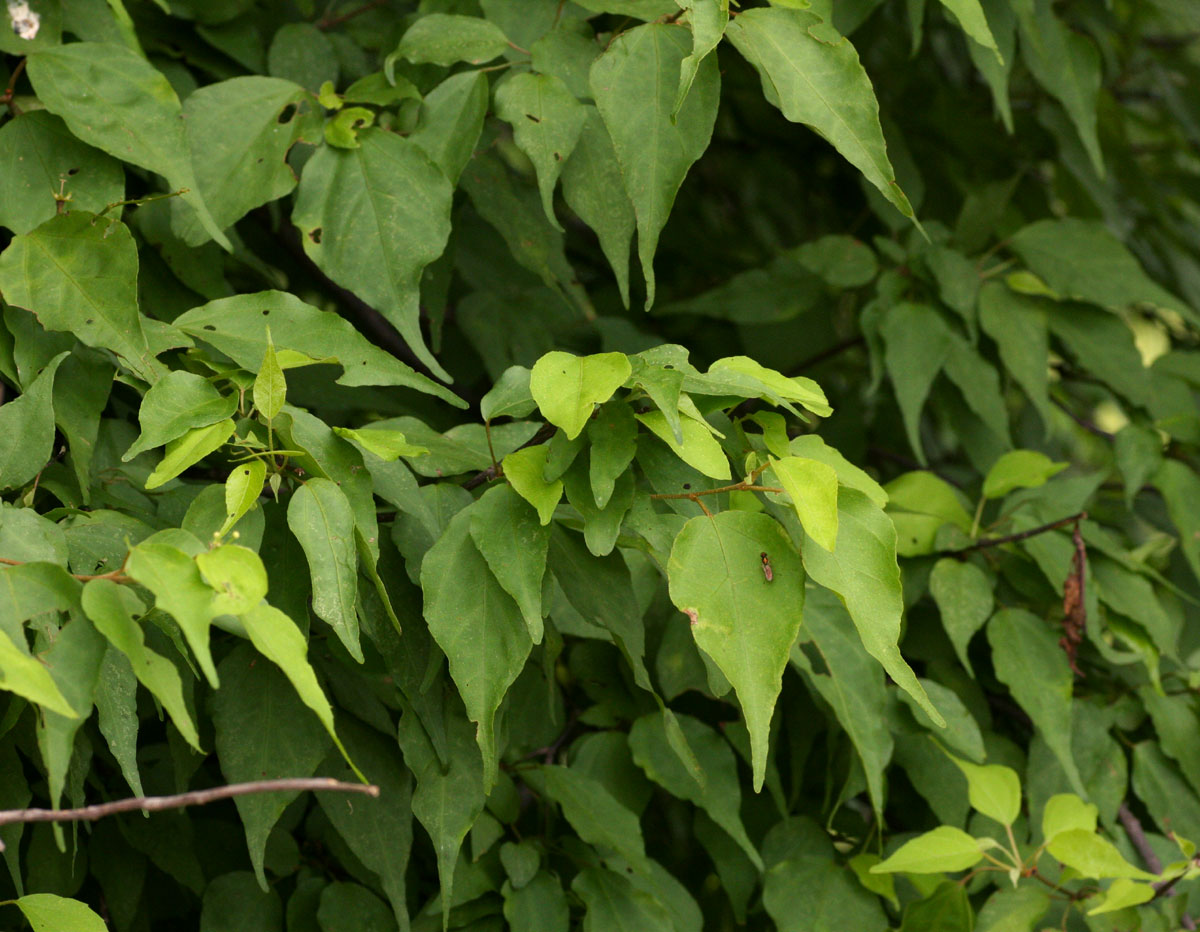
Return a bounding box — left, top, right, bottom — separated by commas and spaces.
1, 0, 1200, 929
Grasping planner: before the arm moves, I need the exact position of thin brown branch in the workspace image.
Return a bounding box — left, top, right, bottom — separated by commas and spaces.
0, 779, 378, 849
1052, 397, 1115, 441
1, 58, 26, 115
936, 512, 1087, 557
317, 0, 386, 28
1119, 801, 1164, 872
0, 556, 131, 585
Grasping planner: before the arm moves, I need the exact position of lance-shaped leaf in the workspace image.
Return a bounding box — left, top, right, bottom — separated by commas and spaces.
667, 510, 805, 791
174, 291, 464, 406
871, 826, 986, 874
81, 579, 201, 751
937, 0, 1002, 64
573, 868, 674, 932
253, 332, 286, 422
124, 370, 238, 460
801, 488, 945, 727
0, 351, 68, 491
588, 400, 638, 508
27, 42, 229, 248
292, 130, 454, 380
675, 0, 728, 116
421, 506, 532, 787
409, 71, 488, 186
0, 214, 161, 382
144, 418, 235, 490
495, 72, 587, 230
590, 23, 720, 308
929, 558, 993, 675
541, 765, 646, 866
531, 351, 631, 440
726, 8, 916, 223
221, 460, 267, 538
1047, 830, 1157, 881
469, 484, 551, 643
287, 478, 360, 661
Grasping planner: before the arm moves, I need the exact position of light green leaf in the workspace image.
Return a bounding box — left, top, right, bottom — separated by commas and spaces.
629, 712, 763, 869
987, 609, 1083, 794
480, 366, 536, 422
421, 507, 532, 787
590, 23, 719, 308
541, 765, 645, 865
0, 110, 124, 235
144, 418, 235, 490
675, 0, 728, 116
1087, 877, 1156, 915
945, 752, 1021, 825
887, 470, 973, 555
287, 478, 360, 661
929, 558, 993, 675
870, 826, 985, 874
637, 410, 731, 480
982, 450, 1068, 499
789, 434, 888, 507
561, 107, 635, 308
503, 445, 564, 526
1047, 829, 1157, 880
126, 540, 220, 686
333, 427, 427, 461
495, 72, 587, 230
727, 8, 916, 222
174, 291, 463, 406
221, 460, 267, 538
126, 372, 237, 466
0, 627, 76, 718
0, 213, 162, 382
531, 351, 631, 440
212, 644, 332, 887
175, 76, 315, 244
469, 484, 551, 643
292, 129, 455, 380
771, 456, 839, 552
802, 488, 944, 727
937, 0, 1001, 63
667, 510, 805, 790
15, 894, 108, 932
81, 579, 201, 750
409, 71, 489, 186
0, 351, 67, 490
195, 542, 266, 617
27, 42, 229, 247
709, 356, 832, 418
573, 868, 674, 932
1041, 793, 1098, 844
395, 13, 509, 67
253, 332, 286, 421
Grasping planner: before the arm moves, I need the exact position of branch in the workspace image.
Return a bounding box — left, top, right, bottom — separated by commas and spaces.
1118, 802, 1164, 875
0, 556, 130, 585
0, 778, 378, 848
935, 512, 1087, 557
317, 0, 387, 28
1, 58, 26, 115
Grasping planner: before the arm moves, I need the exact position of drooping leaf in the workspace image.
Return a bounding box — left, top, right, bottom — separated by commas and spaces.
144, 418, 235, 490
636, 411, 731, 480
929, 558, 993, 675
667, 510, 805, 790
590, 23, 720, 308
573, 868, 674, 932
541, 765, 646, 866
880, 303, 953, 463
27, 42, 229, 246
469, 484, 551, 643
221, 460, 267, 538
674, 0, 728, 116
588, 400, 639, 508
502, 445, 564, 526
409, 71, 489, 186
770, 456, 839, 552
0, 350, 68, 490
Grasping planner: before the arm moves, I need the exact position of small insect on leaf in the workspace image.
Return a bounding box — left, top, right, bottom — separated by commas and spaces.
760, 551, 773, 582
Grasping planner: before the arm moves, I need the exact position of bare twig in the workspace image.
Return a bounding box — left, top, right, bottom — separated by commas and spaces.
648, 463, 779, 510
0, 555, 131, 585
936, 512, 1087, 557
1060, 520, 1087, 676
0, 778, 379, 849
1117, 802, 1198, 927
317, 0, 386, 28
1, 58, 26, 115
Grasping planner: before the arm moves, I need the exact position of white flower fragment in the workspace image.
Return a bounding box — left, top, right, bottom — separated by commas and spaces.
7, 0, 40, 40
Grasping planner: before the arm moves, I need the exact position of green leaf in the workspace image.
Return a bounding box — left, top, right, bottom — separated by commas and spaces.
292, 129, 455, 380
982, 449, 1068, 499
397, 694, 485, 926
469, 484, 551, 643
199, 872, 283, 932
590, 23, 720, 308
573, 868, 674, 932
1047, 829, 1157, 880
801, 488, 944, 727
0, 625, 76, 718
480, 366, 536, 422
977, 283, 1053, 429
504, 871, 569, 932
27, 42, 229, 247
0, 213, 162, 382
629, 711, 763, 869
221, 460, 267, 538
15, 894, 108, 932
333, 428, 428, 461
771, 456, 839, 552
944, 752, 1021, 825
394, 13, 509, 67
789, 435, 888, 507
541, 765, 645, 865
886, 471, 973, 556
126, 540, 220, 686
409, 72, 489, 186
637, 411, 731, 480
495, 72, 587, 230
81, 579, 201, 750
871, 826, 985, 874
667, 510, 805, 791
899, 881, 973, 932
421, 507, 532, 787
561, 108, 635, 308
287, 478, 360, 661
531, 351, 631, 440
0, 111, 124, 235
253, 332, 286, 421
766, 853, 890, 932
726, 8, 916, 222
212, 644, 332, 887
975, 886, 1051, 932
587, 400, 638, 509
124, 370, 238, 460
175, 76, 316, 243
174, 291, 463, 406
675, 0, 728, 116
1087, 878, 1155, 916
94, 645, 144, 796
503, 445, 564, 526
929, 558, 993, 675
144, 418, 235, 490
709, 356, 832, 418
880, 303, 952, 463
937, 0, 1001, 63
0, 350, 67, 490
1041, 793, 1098, 844
987, 609, 1083, 794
